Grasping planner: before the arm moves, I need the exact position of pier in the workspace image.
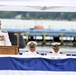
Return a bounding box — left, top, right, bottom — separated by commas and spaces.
21, 29, 76, 46
2, 28, 76, 47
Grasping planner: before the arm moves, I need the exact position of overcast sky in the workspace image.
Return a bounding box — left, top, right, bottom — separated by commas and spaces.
0, 0, 76, 12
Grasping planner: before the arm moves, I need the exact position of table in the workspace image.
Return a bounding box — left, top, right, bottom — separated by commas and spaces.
0, 55, 75, 75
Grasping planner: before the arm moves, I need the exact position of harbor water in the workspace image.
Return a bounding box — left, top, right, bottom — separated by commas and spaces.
0, 19, 76, 54
1, 19, 76, 30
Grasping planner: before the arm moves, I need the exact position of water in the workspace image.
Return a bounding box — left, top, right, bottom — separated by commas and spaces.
1, 19, 76, 30
1, 19, 76, 53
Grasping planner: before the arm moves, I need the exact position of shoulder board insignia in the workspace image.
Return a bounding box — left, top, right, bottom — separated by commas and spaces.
60, 52, 65, 54
25, 51, 28, 52
47, 52, 52, 54
1, 30, 7, 33
36, 52, 40, 54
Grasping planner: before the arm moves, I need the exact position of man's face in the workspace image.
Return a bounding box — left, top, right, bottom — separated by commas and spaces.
29, 47, 36, 52
52, 45, 60, 53
53, 49, 59, 53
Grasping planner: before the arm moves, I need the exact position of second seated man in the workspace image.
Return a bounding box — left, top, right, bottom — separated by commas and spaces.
47, 42, 66, 57
22, 41, 40, 56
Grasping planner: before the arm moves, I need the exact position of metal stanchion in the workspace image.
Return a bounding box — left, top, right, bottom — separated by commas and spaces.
14, 32, 20, 47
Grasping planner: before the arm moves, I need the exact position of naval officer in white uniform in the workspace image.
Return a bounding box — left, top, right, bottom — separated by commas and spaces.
0, 21, 12, 46
22, 41, 39, 56
51, 42, 61, 55
47, 42, 66, 56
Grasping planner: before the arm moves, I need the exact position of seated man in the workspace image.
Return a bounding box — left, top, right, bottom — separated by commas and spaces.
22, 41, 39, 56
47, 42, 65, 56
0, 21, 12, 46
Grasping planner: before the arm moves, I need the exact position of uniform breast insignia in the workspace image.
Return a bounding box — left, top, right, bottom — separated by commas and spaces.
25, 51, 28, 52
36, 52, 41, 54
47, 52, 52, 54
0, 35, 5, 46
60, 52, 65, 54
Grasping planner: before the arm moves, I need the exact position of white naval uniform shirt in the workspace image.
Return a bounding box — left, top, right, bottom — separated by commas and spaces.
47, 51, 61, 56
51, 51, 61, 56
0, 30, 12, 46
22, 50, 39, 56
47, 50, 66, 59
